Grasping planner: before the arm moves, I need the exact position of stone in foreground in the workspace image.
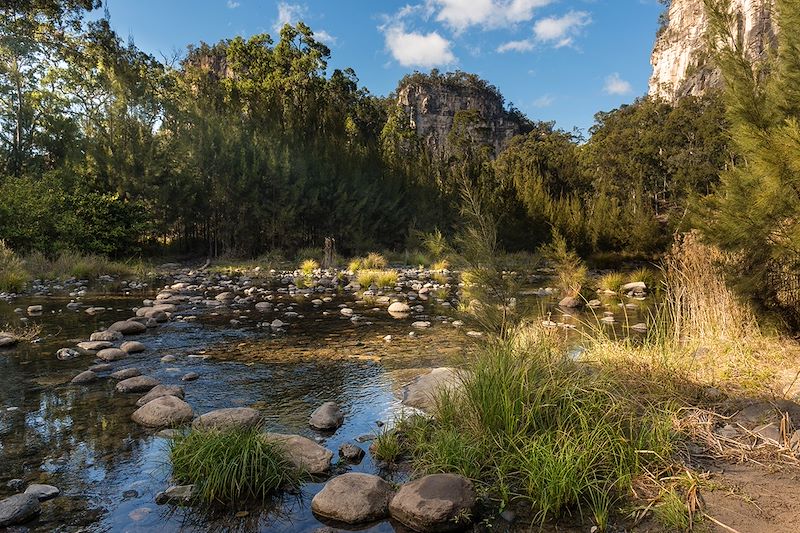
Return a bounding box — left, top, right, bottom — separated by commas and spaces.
136, 385, 185, 407
131, 395, 193, 428
312, 473, 392, 524
401, 368, 462, 412
309, 401, 344, 430
389, 474, 476, 532
192, 407, 262, 431
0, 493, 41, 527
115, 375, 159, 393
262, 433, 333, 475
24, 484, 60, 501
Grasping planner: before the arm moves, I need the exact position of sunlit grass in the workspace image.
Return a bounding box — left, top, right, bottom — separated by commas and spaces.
299, 259, 319, 276
356, 269, 397, 289
597, 272, 625, 293
0, 241, 29, 292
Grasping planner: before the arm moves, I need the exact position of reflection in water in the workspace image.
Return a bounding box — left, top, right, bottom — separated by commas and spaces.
0, 284, 653, 531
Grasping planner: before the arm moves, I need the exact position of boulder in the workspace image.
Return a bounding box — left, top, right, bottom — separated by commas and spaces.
108, 320, 147, 335
121, 341, 146, 353
192, 407, 262, 431
262, 433, 333, 475
24, 484, 59, 501
311, 473, 393, 524
621, 281, 647, 292
0, 336, 17, 348
27, 305, 43, 314
77, 341, 113, 351
90, 330, 123, 341
136, 385, 185, 407
110, 368, 141, 380
401, 368, 462, 412
339, 443, 365, 463
96, 348, 127, 362
131, 395, 193, 428
389, 474, 476, 532
0, 493, 40, 527
70, 370, 97, 384
388, 301, 411, 315
116, 375, 160, 393
309, 401, 344, 430
181, 372, 199, 382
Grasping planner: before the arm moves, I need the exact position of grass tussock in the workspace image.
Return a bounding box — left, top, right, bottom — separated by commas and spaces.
356, 269, 397, 289
361, 252, 387, 269
0, 322, 42, 341
0, 240, 30, 292
24, 250, 136, 280
597, 272, 625, 293
398, 325, 677, 527
299, 258, 319, 276
169, 427, 300, 505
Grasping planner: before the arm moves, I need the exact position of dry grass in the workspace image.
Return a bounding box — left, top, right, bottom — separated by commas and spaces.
0, 322, 42, 342
0, 240, 30, 292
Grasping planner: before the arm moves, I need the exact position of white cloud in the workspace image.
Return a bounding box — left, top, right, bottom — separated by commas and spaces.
604, 73, 633, 95
314, 29, 337, 45
383, 25, 456, 68
497, 39, 534, 53
226, 0, 240, 8
533, 94, 554, 107
430, 0, 553, 32
274, 2, 305, 32
533, 10, 591, 48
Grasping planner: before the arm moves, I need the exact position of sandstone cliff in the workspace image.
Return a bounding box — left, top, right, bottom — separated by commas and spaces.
649, 0, 776, 101
395, 71, 526, 158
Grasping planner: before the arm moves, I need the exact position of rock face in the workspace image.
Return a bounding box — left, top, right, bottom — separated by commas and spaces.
396, 72, 526, 158
312, 473, 393, 524
389, 474, 476, 532
0, 493, 40, 527
649, 0, 776, 101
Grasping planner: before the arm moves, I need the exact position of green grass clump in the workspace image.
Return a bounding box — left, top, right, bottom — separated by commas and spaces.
299, 259, 319, 276
356, 269, 397, 289
372, 428, 403, 463
627, 267, 658, 290
169, 427, 300, 505
653, 489, 691, 531
24, 250, 134, 280
0, 241, 30, 292
597, 272, 625, 293
398, 326, 676, 526
347, 258, 362, 272
431, 259, 450, 271
362, 252, 387, 269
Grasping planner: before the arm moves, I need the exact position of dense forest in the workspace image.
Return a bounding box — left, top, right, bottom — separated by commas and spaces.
0, 0, 732, 260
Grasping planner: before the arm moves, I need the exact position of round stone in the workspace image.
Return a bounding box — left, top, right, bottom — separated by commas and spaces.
131, 396, 193, 428
192, 407, 262, 431
389, 474, 476, 532
312, 473, 393, 524
115, 375, 160, 393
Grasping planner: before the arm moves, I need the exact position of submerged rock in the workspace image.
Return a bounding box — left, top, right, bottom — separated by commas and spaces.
262, 433, 333, 475
70, 370, 97, 384
24, 484, 60, 501
309, 402, 344, 431
339, 443, 365, 463
192, 407, 261, 431
136, 385, 185, 407
110, 368, 141, 380
57, 347, 85, 360
131, 395, 193, 428
312, 473, 393, 524
90, 330, 123, 342
389, 474, 476, 532
155, 484, 195, 505
0, 493, 41, 527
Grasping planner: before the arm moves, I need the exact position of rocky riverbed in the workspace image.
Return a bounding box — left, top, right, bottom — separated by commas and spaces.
0, 264, 654, 531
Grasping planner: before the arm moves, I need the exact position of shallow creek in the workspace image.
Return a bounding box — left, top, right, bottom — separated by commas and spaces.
0, 274, 652, 532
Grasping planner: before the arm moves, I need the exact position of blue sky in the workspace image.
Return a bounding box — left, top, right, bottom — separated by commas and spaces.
103, 0, 665, 135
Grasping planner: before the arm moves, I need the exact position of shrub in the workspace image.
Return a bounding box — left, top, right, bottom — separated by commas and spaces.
542, 233, 587, 297
169, 427, 300, 505
300, 259, 319, 275
0, 241, 30, 292
422, 229, 448, 260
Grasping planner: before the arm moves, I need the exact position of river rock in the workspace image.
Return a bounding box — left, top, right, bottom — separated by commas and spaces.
110, 368, 141, 380
24, 484, 60, 501
309, 402, 344, 430
388, 301, 411, 315
192, 407, 262, 431
263, 433, 333, 475
312, 473, 393, 524
109, 320, 147, 335
0, 493, 40, 527
121, 341, 146, 353
389, 474, 476, 532
558, 296, 581, 308
255, 301, 272, 312
116, 375, 159, 393
77, 341, 112, 351
71, 370, 97, 384
89, 363, 112, 372
215, 292, 235, 301
97, 348, 127, 361
136, 385, 185, 407
160, 355, 176, 363
339, 443, 365, 463
90, 330, 123, 341
27, 305, 43, 314
411, 321, 431, 328
0, 336, 17, 348
181, 372, 199, 382
621, 281, 647, 292
131, 395, 193, 428
401, 368, 462, 412
155, 484, 195, 505
57, 347, 84, 360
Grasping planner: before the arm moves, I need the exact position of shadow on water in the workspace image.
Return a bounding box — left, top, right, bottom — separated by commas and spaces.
0, 280, 655, 531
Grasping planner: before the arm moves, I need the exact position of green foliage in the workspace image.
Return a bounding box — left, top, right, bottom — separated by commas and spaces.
299, 259, 319, 275
542, 233, 588, 297
597, 272, 625, 293
356, 269, 397, 289
372, 428, 403, 463
169, 427, 300, 505
0, 241, 29, 292
399, 328, 676, 524
700, 0, 800, 323
653, 489, 691, 531
422, 229, 448, 261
